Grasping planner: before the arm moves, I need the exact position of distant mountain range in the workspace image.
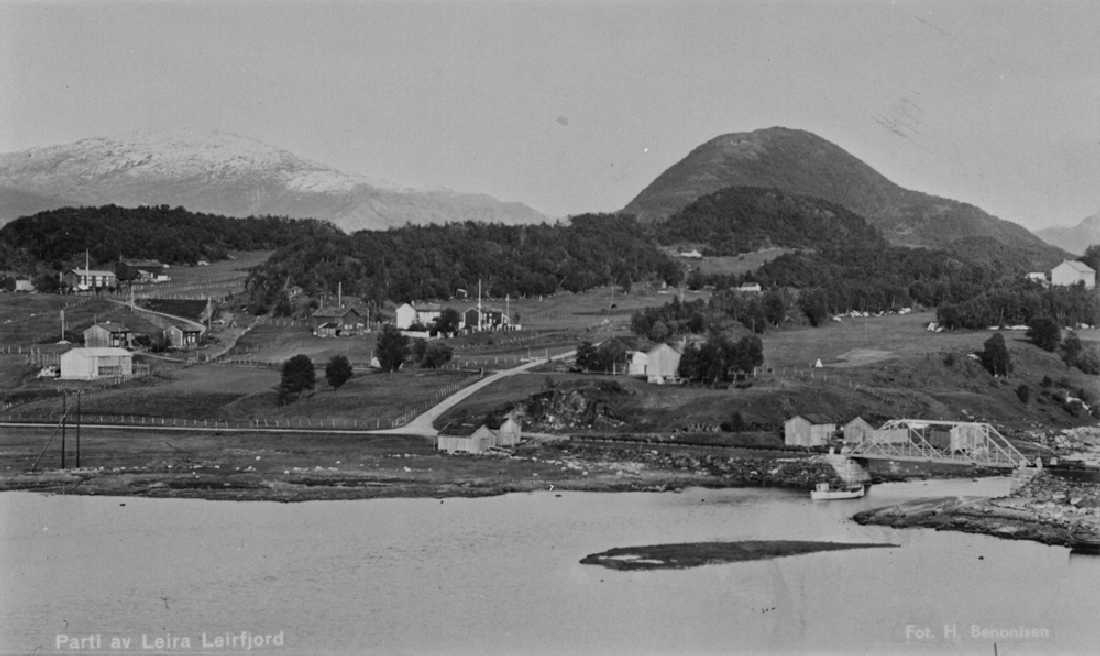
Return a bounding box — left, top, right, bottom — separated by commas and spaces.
624, 127, 1064, 268
0, 130, 546, 231
1036, 213, 1100, 255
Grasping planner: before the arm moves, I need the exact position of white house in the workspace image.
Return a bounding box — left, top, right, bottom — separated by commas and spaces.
395, 302, 443, 330
69, 268, 117, 291
1051, 260, 1096, 289
642, 343, 681, 385
59, 347, 133, 380
737, 282, 763, 294
14, 277, 34, 292
628, 351, 649, 377
784, 415, 836, 447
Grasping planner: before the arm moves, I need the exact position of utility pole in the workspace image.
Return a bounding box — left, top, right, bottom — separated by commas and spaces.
477, 279, 483, 332
75, 393, 81, 468
60, 393, 66, 469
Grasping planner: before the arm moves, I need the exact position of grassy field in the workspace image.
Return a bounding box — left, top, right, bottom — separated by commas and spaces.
764, 311, 985, 368
507, 285, 710, 332
693, 248, 798, 277
0, 294, 143, 344
230, 320, 379, 364
1, 362, 479, 428
126, 250, 272, 300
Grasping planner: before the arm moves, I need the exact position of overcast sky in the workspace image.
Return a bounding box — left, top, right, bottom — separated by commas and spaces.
3, 1, 1099, 229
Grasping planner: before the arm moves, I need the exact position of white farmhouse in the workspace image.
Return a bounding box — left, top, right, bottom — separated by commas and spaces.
1051, 260, 1096, 289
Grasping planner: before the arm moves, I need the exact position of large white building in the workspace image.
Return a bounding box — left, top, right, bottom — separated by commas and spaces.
394, 302, 442, 330
59, 347, 133, 380
1051, 260, 1096, 289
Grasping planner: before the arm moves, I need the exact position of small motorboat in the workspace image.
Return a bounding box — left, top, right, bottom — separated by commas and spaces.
1067, 523, 1100, 554
810, 482, 866, 500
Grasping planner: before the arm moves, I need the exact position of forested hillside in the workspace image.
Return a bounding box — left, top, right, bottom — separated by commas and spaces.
0, 204, 339, 268
654, 187, 885, 255
247, 214, 683, 311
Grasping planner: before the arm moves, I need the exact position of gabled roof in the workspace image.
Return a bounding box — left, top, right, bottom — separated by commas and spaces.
87, 321, 130, 333
843, 416, 874, 429
65, 346, 131, 357
789, 413, 834, 425
1056, 260, 1096, 274
72, 268, 116, 277
413, 302, 442, 312
313, 306, 361, 318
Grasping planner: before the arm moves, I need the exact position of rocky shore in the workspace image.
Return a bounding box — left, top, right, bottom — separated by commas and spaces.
852, 471, 1100, 548
0, 438, 844, 502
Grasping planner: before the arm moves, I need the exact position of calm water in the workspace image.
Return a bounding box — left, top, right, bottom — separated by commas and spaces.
2, 479, 1098, 655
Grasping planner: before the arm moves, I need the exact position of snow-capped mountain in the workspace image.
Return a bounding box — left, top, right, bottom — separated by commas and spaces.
0, 129, 547, 230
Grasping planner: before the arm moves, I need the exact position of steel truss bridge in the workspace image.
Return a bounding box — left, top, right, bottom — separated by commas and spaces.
847, 419, 1030, 469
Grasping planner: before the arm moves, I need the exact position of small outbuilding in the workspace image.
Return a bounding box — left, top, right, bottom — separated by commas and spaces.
83, 322, 132, 348
784, 414, 836, 447
59, 347, 133, 380
312, 306, 363, 336
165, 325, 203, 350
842, 416, 875, 443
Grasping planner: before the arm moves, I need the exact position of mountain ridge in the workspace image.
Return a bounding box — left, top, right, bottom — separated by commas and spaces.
0, 129, 547, 231
623, 127, 1064, 269
1036, 212, 1100, 254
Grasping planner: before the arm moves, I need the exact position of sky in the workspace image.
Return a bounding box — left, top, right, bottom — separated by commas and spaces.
2, 0, 1100, 230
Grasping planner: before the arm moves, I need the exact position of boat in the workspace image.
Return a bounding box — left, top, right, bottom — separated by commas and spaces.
810, 482, 866, 500
1067, 523, 1100, 554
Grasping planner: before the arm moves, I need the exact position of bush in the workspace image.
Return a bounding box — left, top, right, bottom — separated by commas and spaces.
942, 352, 956, 367
421, 342, 454, 368
1041, 375, 1053, 388
1016, 384, 1030, 404
1076, 348, 1100, 375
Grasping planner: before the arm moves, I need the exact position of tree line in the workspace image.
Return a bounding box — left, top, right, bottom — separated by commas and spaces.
0, 204, 339, 272
247, 214, 684, 313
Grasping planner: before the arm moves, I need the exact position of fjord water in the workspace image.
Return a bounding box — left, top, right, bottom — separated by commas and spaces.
3, 480, 1098, 655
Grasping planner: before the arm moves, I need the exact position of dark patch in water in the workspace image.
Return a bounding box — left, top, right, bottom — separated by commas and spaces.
580, 540, 899, 571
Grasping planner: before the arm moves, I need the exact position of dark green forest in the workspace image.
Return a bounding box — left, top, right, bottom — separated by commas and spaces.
0, 204, 339, 269
653, 187, 885, 255
246, 213, 683, 311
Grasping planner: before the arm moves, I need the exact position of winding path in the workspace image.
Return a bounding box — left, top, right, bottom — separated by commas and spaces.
372, 350, 575, 436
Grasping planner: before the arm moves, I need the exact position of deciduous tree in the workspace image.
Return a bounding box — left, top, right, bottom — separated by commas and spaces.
279, 354, 316, 404
325, 354, 353, 389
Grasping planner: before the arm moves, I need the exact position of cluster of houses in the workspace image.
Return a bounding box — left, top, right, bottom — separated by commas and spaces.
436, 411, 523, 454
41, 316, 208, 381
1026, 259, 1097, 289
393, 302, 519, 333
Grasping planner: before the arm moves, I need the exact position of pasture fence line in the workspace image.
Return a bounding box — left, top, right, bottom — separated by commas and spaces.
0, 413, 393, 431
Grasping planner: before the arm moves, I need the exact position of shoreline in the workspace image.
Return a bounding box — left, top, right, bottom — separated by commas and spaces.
852, 471, 1100, 549
0, 470, 802, 502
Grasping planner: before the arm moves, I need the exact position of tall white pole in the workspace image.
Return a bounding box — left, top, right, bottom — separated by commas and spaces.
477, 278, 483, 332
